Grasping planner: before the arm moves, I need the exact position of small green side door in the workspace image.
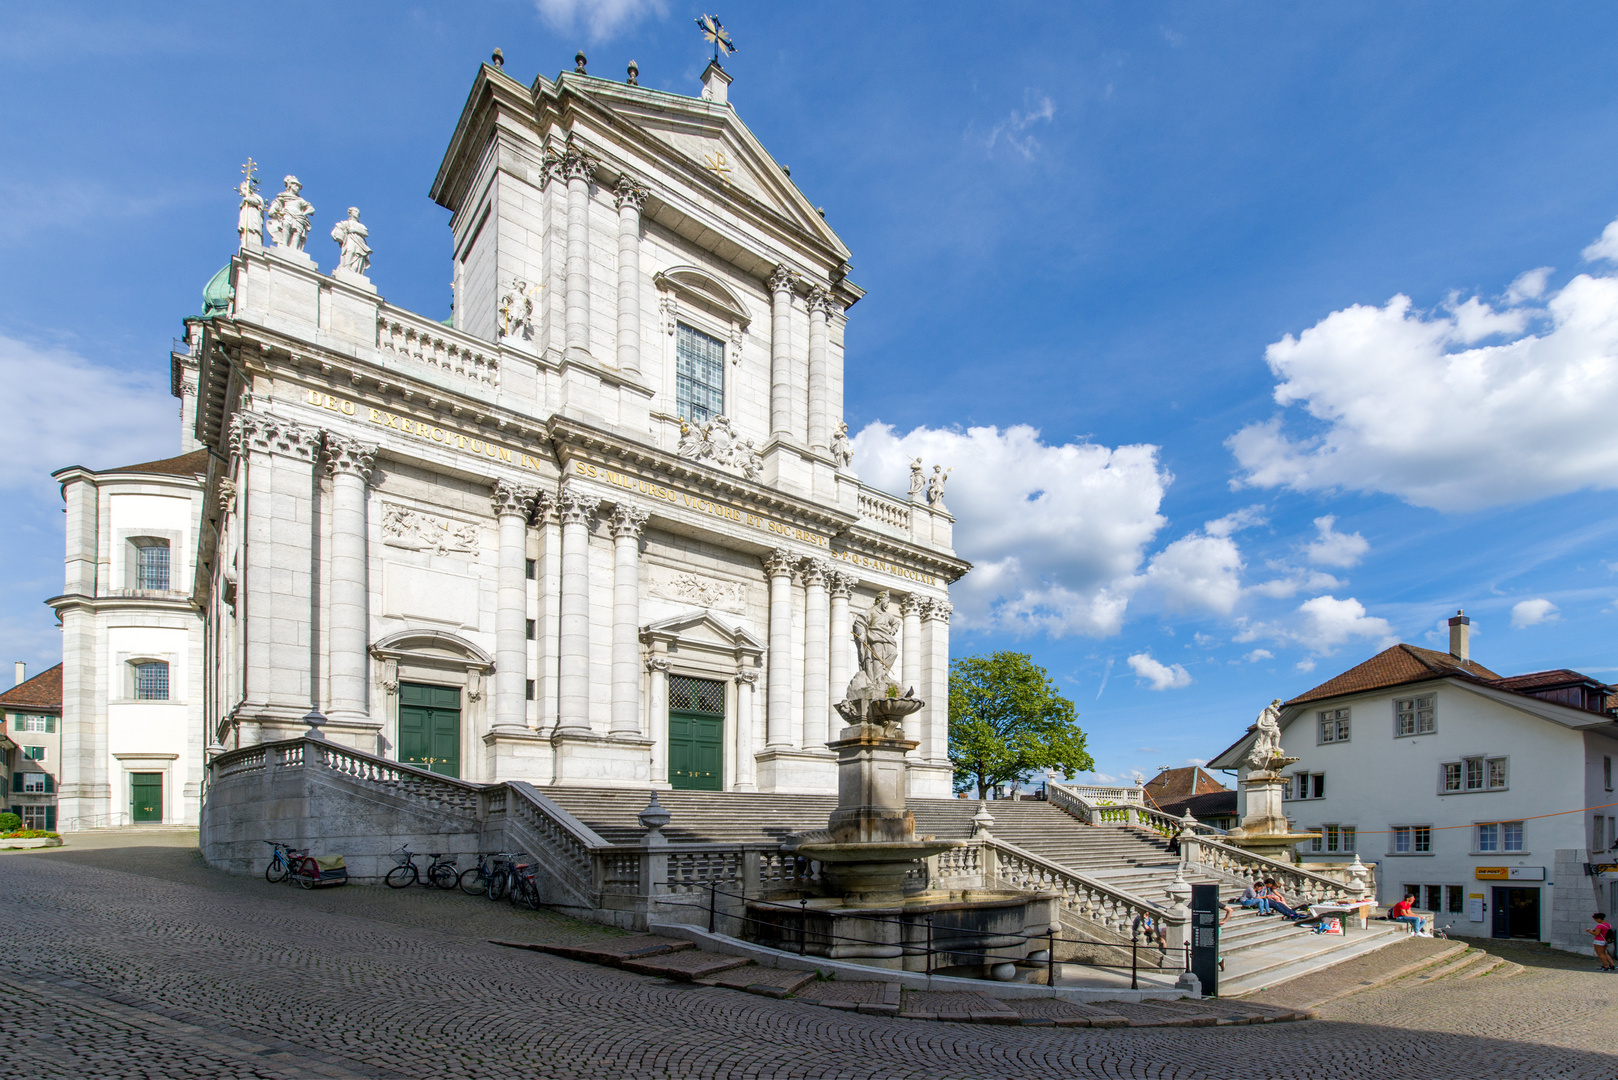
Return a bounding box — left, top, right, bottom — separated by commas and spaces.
130, 773, 163, 823
668, 675, 724, 791
398, 682, 461, 778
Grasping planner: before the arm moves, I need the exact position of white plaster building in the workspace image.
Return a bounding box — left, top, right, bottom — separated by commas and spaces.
1209, 613, 1618, 952
50, 454, 208, 828
53, 56, 966, 819
4, 663, 63, 830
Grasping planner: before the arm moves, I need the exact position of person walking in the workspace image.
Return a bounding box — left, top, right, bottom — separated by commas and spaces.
1586, 913, 1615, 971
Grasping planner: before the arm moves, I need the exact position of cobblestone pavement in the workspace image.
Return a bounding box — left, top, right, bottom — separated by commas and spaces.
5, 839, 1617, 1079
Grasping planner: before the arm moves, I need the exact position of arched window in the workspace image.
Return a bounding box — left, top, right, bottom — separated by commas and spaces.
133, 661, 169, 701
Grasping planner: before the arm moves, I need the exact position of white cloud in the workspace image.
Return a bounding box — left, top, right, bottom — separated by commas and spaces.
1127, 652, 1193, 690
532, 0, 666, 42
1138, 532, 1243, 615
1510, 598, 1560, 628
1243, 649, 1274, 662
851, 422, 1169, 636
1584, 220, 1618, 263
0, 335, 174, 495
1506, 267, 1553, 304
985, 92, 1056, 159
1295, 659, 1317, 672
1205, 505, 1267, 537
1229, 219, 1618, 510
1235, 595, 1397, 657
1247, 567, 1343, 599
1303, 515, 1369, 568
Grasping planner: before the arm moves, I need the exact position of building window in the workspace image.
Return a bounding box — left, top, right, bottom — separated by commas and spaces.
1442, 762, 1462, 792
1476, 822, 1521, 852
1488, 758, 1508, 789
525, 619, 535, 640
1318, 708, 1350, 743
525, 680, 534, 701
525, 558, 536, 581
1606, 755, 1612, 791
17, 714, 52, 733
1395, 694, 1435, 736
1315, 824, 1356, 853
22, 746, 45, 762
1503, 821, 1523, 852
21, 774, 46, 793
133, 661, 169, 701
1393, 825, 1431, 854
20, 805, 51, 829
1442, 756, 1508, 793
675, 323, 725, 425
1466, 757, 1484, 790
135, 539, 171, 591
1291, 772, 1325, 800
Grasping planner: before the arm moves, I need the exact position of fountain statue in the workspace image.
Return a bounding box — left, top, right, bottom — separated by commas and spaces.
1224, 698, 1320, 862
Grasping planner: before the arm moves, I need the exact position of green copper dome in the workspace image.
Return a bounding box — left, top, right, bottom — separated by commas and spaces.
201, 264, 233, 316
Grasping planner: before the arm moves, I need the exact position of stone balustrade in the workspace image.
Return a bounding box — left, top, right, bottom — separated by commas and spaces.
857, 488, 911, 531
376, 307, 500, 389
1182, 834, 1374, 902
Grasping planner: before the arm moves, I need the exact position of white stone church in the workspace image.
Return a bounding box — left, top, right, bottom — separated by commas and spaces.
51, 55, 967, 828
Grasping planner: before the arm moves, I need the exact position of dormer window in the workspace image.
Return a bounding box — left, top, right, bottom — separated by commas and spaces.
675, 323, 725, 425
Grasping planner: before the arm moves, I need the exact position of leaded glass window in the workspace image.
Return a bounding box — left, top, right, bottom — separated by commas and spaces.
134, 661, 169, 701
675, 323, 725, 425
137, 541, 170, 591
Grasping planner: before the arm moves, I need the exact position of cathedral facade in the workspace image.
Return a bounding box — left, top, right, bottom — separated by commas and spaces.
55, 57, 966, 824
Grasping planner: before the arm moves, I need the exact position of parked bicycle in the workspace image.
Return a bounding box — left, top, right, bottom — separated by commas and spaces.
483, 852, 521, 901
459, 851, 518, 897
385, 847, 459, 889
263, 840, 308, 884
507, 859, 543, 910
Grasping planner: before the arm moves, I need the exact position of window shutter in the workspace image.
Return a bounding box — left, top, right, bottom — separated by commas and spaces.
43, 774, 54, 794
11, 716, 20, 731
45, 806, 56, 830
45, 716, 55, 733
11, 773, 21, 793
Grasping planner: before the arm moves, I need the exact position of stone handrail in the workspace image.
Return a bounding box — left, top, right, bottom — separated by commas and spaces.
1047, 780, 1225, 838
977, 837, 1186, 943
856, 486, 912, 532
376, 304, 500, 389
1183, 834, 1374, 904
309, 740, 485, 817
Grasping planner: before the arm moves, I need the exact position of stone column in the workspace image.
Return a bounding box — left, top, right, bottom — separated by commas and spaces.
323, 434, 377, 725
806, 287, 830, 453
647, 656, 670, 783
734, 668, 758, 791
609, 502, 650, 735
900, 594, 924, 746
800, 558, 830, 751
614, 177, 648, 377
491, 479, 538, 734
534, 493, 561, 733
556, 482, 600, 733
762, 548, 795, 747
768, 265, 796, 442
827, 571, 854, 721
921, 600, 952, 765
564, 151, 597, 358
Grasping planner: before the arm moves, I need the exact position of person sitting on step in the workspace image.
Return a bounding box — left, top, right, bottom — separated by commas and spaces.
1388, 893, 1427, 934
1238, 877, 1267, 913
1258, 879, 1305, 920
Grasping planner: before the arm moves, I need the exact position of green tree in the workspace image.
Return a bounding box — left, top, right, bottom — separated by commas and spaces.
948, 652, 1092, 799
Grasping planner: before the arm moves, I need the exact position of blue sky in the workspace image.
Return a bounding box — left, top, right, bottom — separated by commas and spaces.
4, 2, 1618, 787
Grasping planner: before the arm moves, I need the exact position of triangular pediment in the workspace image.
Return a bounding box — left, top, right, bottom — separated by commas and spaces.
566, 77, 848, 255
641, 611, 764, 655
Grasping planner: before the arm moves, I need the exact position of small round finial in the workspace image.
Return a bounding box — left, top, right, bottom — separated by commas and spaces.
491, 48, 504, 68
626, 59, 639, 85
575, 50, 588, 74
301, 706, 328, 740
782, 164, 791, 177
816, 206, 826, 218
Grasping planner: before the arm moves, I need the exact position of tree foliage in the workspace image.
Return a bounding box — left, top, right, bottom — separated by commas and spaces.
948, 652, 1092, 798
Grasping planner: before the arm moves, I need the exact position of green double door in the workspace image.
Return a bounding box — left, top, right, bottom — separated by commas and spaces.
131, 773, 163, 823
668, 675, 724, 791
398, 682, 461, 778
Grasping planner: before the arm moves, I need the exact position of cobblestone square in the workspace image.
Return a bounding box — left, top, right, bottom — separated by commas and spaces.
4, 835, 1615, 1079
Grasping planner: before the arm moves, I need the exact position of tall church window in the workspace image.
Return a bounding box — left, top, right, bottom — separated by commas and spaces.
675, 323, 725, 425
135, 540, 171, 591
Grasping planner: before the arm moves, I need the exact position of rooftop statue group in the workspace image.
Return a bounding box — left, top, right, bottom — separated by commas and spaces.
234, 162, 372, 276
908, 458, 951, 510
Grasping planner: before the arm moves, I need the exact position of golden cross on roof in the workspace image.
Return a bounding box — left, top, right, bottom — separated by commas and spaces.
240, 157, 258, 190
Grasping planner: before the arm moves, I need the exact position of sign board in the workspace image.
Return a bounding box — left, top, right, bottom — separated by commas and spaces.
1467, 893, 1485, 922
1190, 883, 1219, 998
1476, 866, 1545, 881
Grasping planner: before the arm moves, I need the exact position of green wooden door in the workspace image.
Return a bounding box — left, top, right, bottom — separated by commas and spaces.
668, 675, 724, 791
398, 682, 461, 778
130, 773, 163, 823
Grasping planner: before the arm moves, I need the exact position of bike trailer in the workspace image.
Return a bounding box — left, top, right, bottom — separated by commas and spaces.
295, 854, 349, 887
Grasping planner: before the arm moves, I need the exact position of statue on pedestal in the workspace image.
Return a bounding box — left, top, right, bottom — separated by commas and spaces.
830, 421, 853, 470
267, 176, 314, 251
499, 279, 538, 340
1246, 698, 1286, 771
908, 458, 925, 500
926, 464, 952, 509
235, 163, 264, 249
330, 207, 371, 275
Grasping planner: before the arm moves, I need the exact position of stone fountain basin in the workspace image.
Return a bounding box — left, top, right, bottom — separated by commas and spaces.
794, 839, 965, 863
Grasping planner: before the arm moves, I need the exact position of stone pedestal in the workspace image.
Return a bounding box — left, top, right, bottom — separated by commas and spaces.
1225, 757, 1320, 863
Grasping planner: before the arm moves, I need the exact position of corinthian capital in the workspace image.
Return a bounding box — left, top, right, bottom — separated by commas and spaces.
899, 593, 925, 618
490, 478, 539, 519
557, 481, 601, 526
805, 287, 829, 316
826, 569, 856, 599
609, 502, 650, 539
562, 151, 598, 183
229, 410, 321, 461
761, 547, 795, 578
798, 557, 829, 588
922, 599, 953, 623
530, 489, 557, 526
614, 175, 649, 211
323, 433, 377, 481
767, 265, 797, 297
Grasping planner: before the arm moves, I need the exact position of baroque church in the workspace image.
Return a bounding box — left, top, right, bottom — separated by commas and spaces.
51, 53, 967, 828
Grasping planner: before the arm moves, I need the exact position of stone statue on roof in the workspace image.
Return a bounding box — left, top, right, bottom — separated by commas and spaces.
267, 176, 314, 252
331, 208, 371, 275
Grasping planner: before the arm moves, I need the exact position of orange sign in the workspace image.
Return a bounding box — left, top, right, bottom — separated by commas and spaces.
1475, 867, 1508, 880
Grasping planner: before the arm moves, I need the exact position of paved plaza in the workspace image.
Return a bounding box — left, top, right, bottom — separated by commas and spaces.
3, 835, 1615, 1080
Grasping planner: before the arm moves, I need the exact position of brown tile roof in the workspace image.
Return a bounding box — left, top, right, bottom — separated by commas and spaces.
1157, 789, 1237, 821
1285, 644, 1500, 707
0, 664, 62, 712
1143, 766, 1227, 807
107, 449, 210, 477
1492, 669, 1602, 691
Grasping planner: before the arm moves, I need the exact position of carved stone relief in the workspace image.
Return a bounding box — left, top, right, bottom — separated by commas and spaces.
648, 567, 749, 614
381, 501, 481, 557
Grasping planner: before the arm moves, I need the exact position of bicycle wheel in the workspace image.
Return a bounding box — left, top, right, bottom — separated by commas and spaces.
430, 863, 459, 890
486, 869, 508, 901
522, 878, 542, 910
265, 859, 288, 884
458, 867, 488, 896
385, 865, 418, 889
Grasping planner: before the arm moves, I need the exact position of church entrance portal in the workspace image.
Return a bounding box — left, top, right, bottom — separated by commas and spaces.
668, 675, 724, 791
398, 682, 461, 778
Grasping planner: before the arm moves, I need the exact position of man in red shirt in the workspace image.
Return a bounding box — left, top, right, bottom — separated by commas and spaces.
1586, 913, 1614, 971
1388, 894, 1426, 934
